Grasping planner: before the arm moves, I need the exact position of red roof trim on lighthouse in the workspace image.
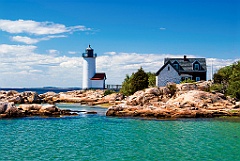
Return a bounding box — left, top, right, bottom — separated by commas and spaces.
91, 73, 107, 80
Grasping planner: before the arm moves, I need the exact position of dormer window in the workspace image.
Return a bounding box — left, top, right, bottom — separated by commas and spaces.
193, 60, 201, 70
173, 61, 179, 70
194, 63, 200, 70
173, 64, 179, 70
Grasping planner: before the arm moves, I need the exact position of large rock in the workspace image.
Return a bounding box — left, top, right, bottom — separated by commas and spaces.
20, 91, 41, 103
18, 104, 42, 111
39, 92, 59, 103
104, 93, 124, 103
38, 105, 61, 115
144, 87, 161, 96
1, 91, 42, 104
176, 81, 212, 92
106, 82, 240, 118
0, 102, 21, 118
166, 90, 234, 109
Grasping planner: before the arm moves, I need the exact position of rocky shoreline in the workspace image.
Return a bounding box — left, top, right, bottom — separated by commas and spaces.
106, 81, 240, 118
0, 89, 123, 118
1, 81, 240, 119
0, 89, 123, 105
0, 102, 78, 118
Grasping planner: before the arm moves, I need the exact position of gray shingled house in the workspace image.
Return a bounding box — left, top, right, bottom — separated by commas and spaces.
156, 55, 207, 87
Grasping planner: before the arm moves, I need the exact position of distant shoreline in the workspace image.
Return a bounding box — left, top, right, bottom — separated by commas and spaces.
0, 87, 82, 94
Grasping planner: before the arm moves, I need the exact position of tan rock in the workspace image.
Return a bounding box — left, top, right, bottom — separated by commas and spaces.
18, 104, 42, 111
39, 105, 60, 113
106, 81, 240, 118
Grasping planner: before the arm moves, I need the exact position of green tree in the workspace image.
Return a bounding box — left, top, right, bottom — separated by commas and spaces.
227, 61, 240, 99
131, 67, 149, 92
147, 72, 156, 87
213, 61, 240, 99
120, 74, 134, 96
120, 67, 149, 96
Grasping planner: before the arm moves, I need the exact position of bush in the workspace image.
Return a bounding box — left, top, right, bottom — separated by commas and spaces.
120, 67, 149, 96
147, 72, 156, 87
213, 60, 240, 99
210, 83, 224, 93
120, 74, 134, 96
166, 83, 177, 96
104, 90, 115, 96
181, 79, 195, 84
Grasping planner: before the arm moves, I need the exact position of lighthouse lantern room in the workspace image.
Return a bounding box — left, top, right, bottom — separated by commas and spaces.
82, 45, 106, 89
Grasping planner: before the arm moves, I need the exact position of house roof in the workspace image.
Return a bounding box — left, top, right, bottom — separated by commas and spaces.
164, 56, 206, 72
91, 73, 107, 80
156, 60, 180, 75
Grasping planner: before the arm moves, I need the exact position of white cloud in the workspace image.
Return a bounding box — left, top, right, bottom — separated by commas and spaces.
0, 44, 239, 87
11, 36, 40, 44
0, 44, 83, 87
0, 44, 37, 55
104, 52, 117, 55
60, 59, 81, 68
0, 19, 91, 35
0, 19, 91, 45
47, 49, 60, 55
11, 35, 67, 44
160, 27, 166, 30
68, 51, 77, 54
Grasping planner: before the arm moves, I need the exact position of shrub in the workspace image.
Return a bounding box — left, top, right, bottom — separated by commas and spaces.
213, 60, 240, 99
147, 72, 156, 87
104, 90, 116, 96
210, 83, 224, 93
181, 79, 195, 84
166, 82, 177, 96
120, 67, 149, 96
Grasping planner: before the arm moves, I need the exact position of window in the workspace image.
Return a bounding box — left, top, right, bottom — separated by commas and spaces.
173, 61, 179, 70
194, 64, 200, 70
168, 66, 170, 71
173, 64, 179, 70
196, 77, 200, 81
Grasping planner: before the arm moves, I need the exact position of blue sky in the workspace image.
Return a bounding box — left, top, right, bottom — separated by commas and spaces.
0, 0, 239, 87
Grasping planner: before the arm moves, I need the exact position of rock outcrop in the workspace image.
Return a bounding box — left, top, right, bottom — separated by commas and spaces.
0, 90, 124, 106
106, 81, 240, 118
0, 91, 41, 104
0, 102, 21, 118
0, 89, 124, 118
0, 102, 78, 118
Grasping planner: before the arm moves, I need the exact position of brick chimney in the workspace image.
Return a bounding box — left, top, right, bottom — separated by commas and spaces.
184, 55, 187, 61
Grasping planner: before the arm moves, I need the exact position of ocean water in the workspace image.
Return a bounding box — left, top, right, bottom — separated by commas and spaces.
1, 104, 240, 161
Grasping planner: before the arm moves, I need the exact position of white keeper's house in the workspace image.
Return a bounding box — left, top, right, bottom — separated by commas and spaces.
82, 45, 106, 89
156, 55, 207, 87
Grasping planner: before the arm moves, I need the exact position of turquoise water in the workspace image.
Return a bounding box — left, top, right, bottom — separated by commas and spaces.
1, 104, 240, 161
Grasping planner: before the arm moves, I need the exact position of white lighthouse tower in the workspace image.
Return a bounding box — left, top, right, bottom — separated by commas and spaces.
82, 45, 96, 89
82, 45, 107, 89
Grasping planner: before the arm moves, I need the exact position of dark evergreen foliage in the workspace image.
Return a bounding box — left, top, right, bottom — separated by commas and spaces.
212, 61, 240, 99
120, 67, 150, 96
